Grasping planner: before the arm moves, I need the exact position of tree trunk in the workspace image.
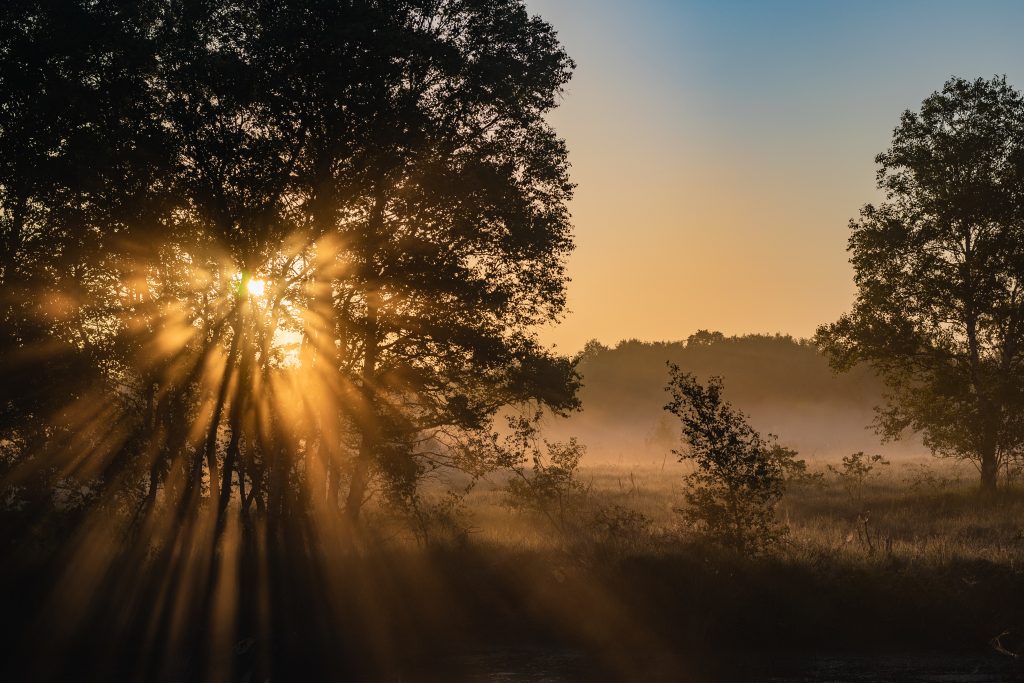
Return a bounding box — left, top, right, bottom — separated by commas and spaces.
981, 446, 999, 493
183, 320, 240, 520
217, 332, 251, 535
345, 186, 387, 524
345, 294, 380, 524
216, 401, 244, 536
960, 230, 1000, 495
345, 442, 372, 523
144, 382, 160, 507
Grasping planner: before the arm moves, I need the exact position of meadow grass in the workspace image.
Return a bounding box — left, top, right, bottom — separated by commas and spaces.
454, 457, 1024, 565
7, 456, 1024, 681
378, 456, 1024, 667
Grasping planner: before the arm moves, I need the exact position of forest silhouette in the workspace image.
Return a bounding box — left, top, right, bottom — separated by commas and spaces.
553, 333, 903, 464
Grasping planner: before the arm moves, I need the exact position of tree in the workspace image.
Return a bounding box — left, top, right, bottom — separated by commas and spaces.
1, 0, 579, 535
686, 329, 725, 347
817, 76, 1024, 493
253, 0, 581, 521
0, 2, 579, 677
664, 364, 796, 554
0, 0, 168, 523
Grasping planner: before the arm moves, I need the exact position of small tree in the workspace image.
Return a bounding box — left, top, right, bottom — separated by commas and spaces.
827, 452, 890, 503
664, 364, 798, 554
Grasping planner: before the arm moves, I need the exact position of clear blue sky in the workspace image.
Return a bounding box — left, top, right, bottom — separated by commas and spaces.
525, 0, 1024, 351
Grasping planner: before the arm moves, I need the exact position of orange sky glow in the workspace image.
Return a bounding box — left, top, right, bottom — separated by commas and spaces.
527, 0, 1024, 353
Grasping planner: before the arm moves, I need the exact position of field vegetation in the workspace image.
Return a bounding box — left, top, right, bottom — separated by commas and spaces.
384, 454, 1024, 679
11, 430, 1024, 681
303, 454, 1024, 679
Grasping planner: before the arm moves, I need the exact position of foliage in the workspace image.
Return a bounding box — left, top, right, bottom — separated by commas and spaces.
664, 364, 798, 554
686, 329, 726, 347
576, 333, 882, 411
591, 503, 653, 550
904, 462, 960, 493
827, 452, 890, 502
557, 333, 890, 462
0, 0, 579, 537
816, 76, 1024, 492
770, 444, 824, 487
505, 437, 590, 535
400, 489, 475, 548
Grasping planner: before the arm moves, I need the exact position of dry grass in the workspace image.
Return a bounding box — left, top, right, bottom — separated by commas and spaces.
452, 457, 1024, 568
8, 456, 1024, 680
365, 456, 1024, 666
780, 461, 1024, 567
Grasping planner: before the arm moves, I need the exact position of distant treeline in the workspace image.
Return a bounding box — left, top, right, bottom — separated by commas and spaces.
546, 331, 920, 462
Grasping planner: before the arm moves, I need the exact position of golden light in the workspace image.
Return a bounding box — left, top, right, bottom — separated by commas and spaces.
246, 278, 266, 298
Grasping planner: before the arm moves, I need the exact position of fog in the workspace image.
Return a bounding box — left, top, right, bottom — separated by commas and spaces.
542, 333, 925, 464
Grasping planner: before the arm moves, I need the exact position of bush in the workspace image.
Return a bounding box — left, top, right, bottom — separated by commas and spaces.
591, 503, 653, 550
827, 451, 889, 502
505, 438, 590, 535
664, 364, 800, 554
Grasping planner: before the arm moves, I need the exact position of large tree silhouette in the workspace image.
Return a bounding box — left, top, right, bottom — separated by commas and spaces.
1, 4, 578, 675
1, 0, 577, 541
817, 76, 1024, 492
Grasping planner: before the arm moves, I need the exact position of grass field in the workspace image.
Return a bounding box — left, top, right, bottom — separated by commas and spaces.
7, 455, 1024, 681
431, 457, 1024, 565
357, 455, 1024, 677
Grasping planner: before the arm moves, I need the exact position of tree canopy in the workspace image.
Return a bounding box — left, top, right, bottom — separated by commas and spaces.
817, 76, 1024, 492
0, 0, 578, 544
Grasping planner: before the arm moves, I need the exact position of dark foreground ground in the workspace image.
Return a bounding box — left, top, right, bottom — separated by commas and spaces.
4, 463, 1024, 681
414, 650, 1022, 682
3, 538, 1024, 681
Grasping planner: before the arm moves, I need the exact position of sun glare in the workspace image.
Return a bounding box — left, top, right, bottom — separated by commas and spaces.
246, 278, 266, 298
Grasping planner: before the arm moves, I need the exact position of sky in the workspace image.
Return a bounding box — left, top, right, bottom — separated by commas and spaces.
524, 0, 1024, 353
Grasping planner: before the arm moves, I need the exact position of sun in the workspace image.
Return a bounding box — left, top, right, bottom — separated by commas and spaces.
246, 277, 266, 298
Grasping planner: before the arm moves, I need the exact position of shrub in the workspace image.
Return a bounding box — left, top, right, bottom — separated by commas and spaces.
591, 503, 653, 549
827, 451, 889, 502
664, 364, 799, 554
505, 438, 590, 535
